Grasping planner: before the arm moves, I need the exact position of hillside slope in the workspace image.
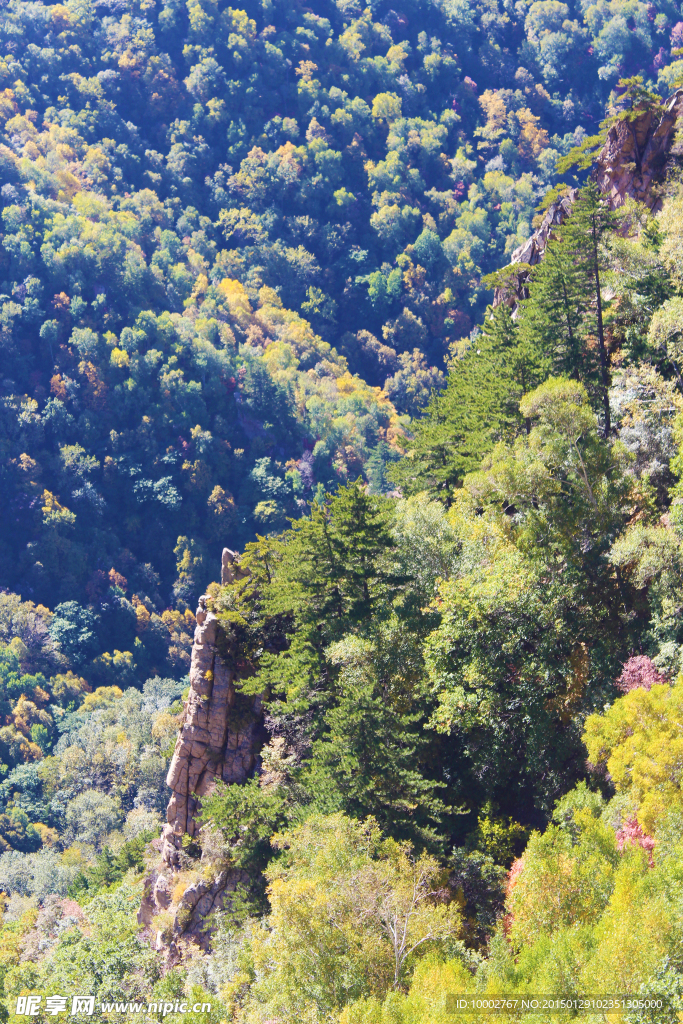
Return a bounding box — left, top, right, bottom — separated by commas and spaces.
1, 0, 683, 1018
2, 0, 683, 622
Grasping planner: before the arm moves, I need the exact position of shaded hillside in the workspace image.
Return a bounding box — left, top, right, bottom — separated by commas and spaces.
2, 0, 683, 621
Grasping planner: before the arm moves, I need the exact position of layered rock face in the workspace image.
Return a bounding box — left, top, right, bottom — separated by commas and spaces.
595, 89, 683, 211
493, 90, 683, 311
139, 859, 251, 954
160, 548, 262, 869
139, 548, 264, 953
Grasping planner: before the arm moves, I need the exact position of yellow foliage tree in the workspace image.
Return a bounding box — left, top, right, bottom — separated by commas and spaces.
584, 676, 683, 833
516, 109, 549, 160
244, 814, 460, 1019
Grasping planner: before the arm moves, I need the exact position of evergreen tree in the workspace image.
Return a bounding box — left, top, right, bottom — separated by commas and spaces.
517, 239, 585, 382
247, 482, 405, 713
561, 183, 616, 437
238, 483, 448, 848
391, 305, 546, 501
366, 440, 400, 495
264, 482, 401, 635
519, 184, 616, 437
302, 630, 449, 850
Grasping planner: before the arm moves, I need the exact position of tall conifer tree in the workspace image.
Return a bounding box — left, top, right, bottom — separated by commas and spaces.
239, 483, 449, 847
392, 306, 547, 500
517, 238, 585, 380
562, 183, 615, 437
518, 183, 615, 437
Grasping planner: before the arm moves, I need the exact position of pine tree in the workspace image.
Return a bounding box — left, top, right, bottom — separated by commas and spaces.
302, 631, 449, 850
241, 483, 448, 849
517, 238, 585, 381
264, 481, 401, 632
518, 183, 616, 437
251, 482, 405, 713
391, 305, 547, 501
562, 183, 615, 437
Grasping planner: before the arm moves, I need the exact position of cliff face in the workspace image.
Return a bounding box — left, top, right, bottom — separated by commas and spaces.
493, 90, 683, 310
595, 89, 683, 210
160, 581, 263, 870
139, 548, 264, 955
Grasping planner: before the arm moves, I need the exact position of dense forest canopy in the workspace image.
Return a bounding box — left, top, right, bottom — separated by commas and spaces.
4, 0, 683, 623
4, 0, 683, 1018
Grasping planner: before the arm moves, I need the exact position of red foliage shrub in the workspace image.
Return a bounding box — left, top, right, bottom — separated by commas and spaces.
616, 656, 666, 694
615, 816, 655, 866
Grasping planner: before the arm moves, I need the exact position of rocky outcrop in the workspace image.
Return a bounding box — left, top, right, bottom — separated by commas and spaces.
493, 190, 577, 311
159, 548, 262, 870
138, 862, 250, 956
221, 545, 249, 586
493, 91, 683, 312
595, 89, 683, 211
139, 548, 264, 954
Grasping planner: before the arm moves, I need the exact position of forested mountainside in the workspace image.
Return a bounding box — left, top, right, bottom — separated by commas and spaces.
6, 0, 683, 1019
5, 0, 683, 620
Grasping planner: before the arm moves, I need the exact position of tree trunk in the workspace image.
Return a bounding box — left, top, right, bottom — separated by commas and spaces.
560, 275, 578, 377
590, 213, 610, 439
